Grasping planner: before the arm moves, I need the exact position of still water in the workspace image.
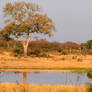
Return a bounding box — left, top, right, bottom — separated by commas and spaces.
0, 72, 92, 85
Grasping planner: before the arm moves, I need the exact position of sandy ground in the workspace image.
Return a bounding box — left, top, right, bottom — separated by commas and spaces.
0, 52, 92, 70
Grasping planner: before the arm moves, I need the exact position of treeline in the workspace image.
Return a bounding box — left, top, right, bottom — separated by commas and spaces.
0, 39, 92, 57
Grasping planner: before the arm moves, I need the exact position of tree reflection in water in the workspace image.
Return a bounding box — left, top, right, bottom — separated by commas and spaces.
23, 73, 27, 84
0, 72, 92, 85
87, 72, 92, 80
87, 73, 92, 92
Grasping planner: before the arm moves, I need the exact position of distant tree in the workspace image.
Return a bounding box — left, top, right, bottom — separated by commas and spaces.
0, 2, 55, 57
87, 40, 92, 45
87, 40, 92, 49
63, 41, 79, 54
63, 41, 79, 49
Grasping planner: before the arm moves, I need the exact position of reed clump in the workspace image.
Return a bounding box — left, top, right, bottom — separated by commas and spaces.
0, 83, 88, 92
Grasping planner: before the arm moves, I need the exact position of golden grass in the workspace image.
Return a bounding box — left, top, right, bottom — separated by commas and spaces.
0, 52, 91, 72
0, 83, 89, 92
0, 53, 92, 69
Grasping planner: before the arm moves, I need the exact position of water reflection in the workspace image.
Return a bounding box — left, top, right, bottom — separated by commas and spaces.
0, 72, 92, 85
87, 72, 92, 79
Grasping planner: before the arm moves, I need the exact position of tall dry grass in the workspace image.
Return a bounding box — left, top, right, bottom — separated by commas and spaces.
0, 83, 89, 92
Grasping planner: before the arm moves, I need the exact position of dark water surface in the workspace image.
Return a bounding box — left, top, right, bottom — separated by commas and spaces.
0, 72, 92, 85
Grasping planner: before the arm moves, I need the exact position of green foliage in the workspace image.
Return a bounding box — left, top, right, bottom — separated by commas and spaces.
87, 72, 92, 79
87, 40, 92, 46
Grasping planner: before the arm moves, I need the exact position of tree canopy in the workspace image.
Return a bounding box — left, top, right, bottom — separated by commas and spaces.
0, 1, 55, 57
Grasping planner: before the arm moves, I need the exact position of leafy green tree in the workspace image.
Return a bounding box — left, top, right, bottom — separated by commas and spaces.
87, 40, 92, 49
0, 2, 55, 57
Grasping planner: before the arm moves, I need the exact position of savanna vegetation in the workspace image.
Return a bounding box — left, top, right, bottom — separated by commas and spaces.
0, 2, 55, 57
0, 1, 92, 92
0, 83, 89, 92
0, 39, 92, 57
0, 1, 92, 72
0, 1, 92, 58
1, 2, 92, 58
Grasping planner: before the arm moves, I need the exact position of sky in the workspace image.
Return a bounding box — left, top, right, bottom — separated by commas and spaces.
0, 0, 92, 43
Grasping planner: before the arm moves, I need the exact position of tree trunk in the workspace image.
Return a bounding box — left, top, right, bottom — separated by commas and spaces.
23, 32, 30, 57
23, 72, 27, 84
23, 46, 28, 57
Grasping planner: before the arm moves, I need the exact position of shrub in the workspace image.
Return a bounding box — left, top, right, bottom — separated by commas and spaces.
40, 53, 48, 57
57, 48, 62, 52
61, 50, 68, 55
61, 57, 65, 61
28, 48, 41, 56
72, 56, 77, 59
34, 49, 41, 56
13, 47, 23, 57
77, 58, 82, 62
43, 48, 49, 52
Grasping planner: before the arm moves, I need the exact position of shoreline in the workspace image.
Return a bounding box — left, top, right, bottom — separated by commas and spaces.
0, 67, 92, 73
0, 54, 92, 73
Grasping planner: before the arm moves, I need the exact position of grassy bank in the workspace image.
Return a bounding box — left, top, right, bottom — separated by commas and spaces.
0, 68, 92, 73
0, 53, 92, 73
0, 83, 89, 92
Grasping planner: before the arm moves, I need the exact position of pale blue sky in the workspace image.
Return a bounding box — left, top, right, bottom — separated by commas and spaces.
0, 0, 92, 43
